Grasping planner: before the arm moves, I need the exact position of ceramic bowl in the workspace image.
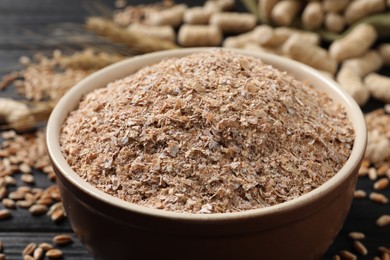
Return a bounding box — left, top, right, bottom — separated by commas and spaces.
46, 48, 366, 260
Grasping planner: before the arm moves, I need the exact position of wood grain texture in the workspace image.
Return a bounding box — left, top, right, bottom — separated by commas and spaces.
0, 171, 72, 232
0, 0, 389, 259
0, 232, 92, 260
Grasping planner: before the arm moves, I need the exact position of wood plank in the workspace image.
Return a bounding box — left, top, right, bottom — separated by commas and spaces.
0, 0, 91, 25
0, 232, 92, 260
0, 169, 73, 232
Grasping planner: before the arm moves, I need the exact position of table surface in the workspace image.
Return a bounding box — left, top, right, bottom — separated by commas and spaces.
0, 1, 389, 259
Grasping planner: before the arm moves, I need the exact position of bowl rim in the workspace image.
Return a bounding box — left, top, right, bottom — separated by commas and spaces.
46, 47, 367, 221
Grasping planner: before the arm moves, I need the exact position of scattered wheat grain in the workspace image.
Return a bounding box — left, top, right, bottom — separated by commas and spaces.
332, 254, 341, 260
339, 250, 357, 260
348, 232, 365, 240
2, 198, 16, 209
51, 209, 65, 223
379, 247, 390, 254
370, 192, 388, 204
353, 190, 367, 199
38, 242, 53, 251
53, 234, 73, 246
21, 174, 34, 184
17, 200, 33, 209
22, 243, 36, 256
0, 209, 11, 220
353, 240, 368, 255
358, 166, 369, 177
46, 249, 63, 259
369, 167, 378, 180
377, 164, 389, 176
33, 247, 43, 260
29, 204, 48, 215
9, 191, 25, 201
24, 255, 34, 260
376, 215, 390, 227
374, 178, 389, 190
19, 163, 31, 174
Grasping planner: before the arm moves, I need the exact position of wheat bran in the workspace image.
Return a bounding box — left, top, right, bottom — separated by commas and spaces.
60, 50, 354, 213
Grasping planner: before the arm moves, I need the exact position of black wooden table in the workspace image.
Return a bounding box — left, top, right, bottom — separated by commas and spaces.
0, 1, 389, 259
